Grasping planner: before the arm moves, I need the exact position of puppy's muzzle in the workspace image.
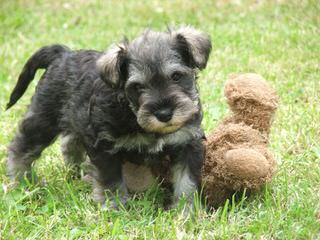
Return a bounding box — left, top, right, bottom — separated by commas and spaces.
137, 93, 198, 134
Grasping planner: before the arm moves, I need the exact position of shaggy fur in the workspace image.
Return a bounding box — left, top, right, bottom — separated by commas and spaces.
6, 26, 211, 208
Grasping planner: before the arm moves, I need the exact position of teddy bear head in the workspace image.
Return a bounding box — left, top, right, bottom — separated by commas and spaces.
224, 73, 279, 134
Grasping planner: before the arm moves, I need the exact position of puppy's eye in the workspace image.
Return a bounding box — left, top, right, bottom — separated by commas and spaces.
171, 72, 183, 82
133, 83, 145, 92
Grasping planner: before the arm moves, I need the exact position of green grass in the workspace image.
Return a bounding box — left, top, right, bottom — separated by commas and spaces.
0, 0, 319, 239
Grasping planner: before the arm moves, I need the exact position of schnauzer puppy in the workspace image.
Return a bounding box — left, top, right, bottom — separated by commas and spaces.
6, 26, 211, 208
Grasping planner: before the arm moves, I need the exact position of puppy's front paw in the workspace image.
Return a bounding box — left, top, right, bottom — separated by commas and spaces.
167, 193, 199, 216
101, 195, 128, 211
92, 180, 128, 210
7, 170, 38, 188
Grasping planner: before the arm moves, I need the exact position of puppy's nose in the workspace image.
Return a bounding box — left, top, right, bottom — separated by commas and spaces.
154, 108, 173, 122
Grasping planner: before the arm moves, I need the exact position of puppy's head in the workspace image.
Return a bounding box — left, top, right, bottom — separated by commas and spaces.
97, 26, 211, 134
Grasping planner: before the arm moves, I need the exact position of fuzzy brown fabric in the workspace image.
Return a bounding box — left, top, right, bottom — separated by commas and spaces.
122, 155, 172, 193
202, 73, 278, 207
122, 162, 156, 192
223, 73, 279, 134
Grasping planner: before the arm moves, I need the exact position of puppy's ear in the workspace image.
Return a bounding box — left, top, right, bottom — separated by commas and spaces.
174, 26, 211, 69
96, 42, 128, 87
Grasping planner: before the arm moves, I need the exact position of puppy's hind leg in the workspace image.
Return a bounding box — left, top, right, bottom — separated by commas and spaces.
7, 109, 60, 183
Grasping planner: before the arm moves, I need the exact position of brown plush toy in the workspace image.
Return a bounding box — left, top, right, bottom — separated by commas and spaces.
201, 73, 278, 207
123, 73, 279, 208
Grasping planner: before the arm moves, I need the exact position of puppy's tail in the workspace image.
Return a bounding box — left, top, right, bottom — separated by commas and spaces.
6, 44, 69, 110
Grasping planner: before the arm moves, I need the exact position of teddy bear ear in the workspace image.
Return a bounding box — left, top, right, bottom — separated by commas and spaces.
224, 73, 279, 109
173, 26, 212, 69
96, 41, 129, 88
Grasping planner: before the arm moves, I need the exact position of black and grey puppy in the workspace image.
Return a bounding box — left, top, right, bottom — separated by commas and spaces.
6, 26, 211, 208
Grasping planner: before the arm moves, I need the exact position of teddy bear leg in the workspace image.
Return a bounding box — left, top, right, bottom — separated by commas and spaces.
224, 148, 271, 188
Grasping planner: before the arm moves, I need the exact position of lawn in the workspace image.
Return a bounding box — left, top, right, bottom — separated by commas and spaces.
0, 0, 319, 239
